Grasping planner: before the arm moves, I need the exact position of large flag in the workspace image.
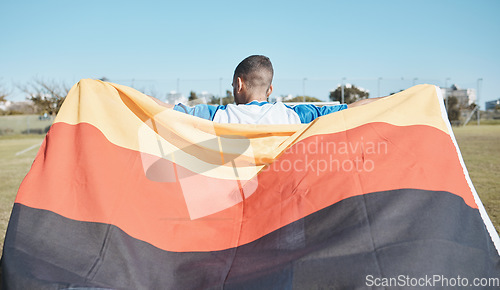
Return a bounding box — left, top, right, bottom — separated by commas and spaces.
2, 79, 499, 289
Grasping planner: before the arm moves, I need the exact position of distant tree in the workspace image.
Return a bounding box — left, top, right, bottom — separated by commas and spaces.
0, 90, 7, 103
466, 102, 477, 111
225, 90, 234, 104
98, 77, 110, 82
19, 79, 69, 115
0, 78, 10, 102
188, 91, 198, 101
209, 90, 234, 105
208, 96, 218, 105
446, 96, 460, 122
4, 102, 36, 115
329, 84, 369, 104
286, 96, 322, 102
0, 82, 8, 114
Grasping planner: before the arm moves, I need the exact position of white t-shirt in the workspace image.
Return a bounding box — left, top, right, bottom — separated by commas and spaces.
173, 101, 347, 124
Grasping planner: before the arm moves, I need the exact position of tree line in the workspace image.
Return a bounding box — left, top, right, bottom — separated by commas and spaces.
0, 79, 469, 123
0, 79, 69, 116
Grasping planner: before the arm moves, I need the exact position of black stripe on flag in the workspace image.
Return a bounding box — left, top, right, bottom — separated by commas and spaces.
2, 189, 499, 289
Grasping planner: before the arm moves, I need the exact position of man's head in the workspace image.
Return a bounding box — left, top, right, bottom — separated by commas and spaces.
232, 55, 274, 104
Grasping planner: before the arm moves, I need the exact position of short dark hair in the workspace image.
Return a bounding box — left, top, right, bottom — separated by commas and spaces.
234, 55, 273, 91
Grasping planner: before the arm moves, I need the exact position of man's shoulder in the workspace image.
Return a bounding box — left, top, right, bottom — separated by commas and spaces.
285, 103, 348, 123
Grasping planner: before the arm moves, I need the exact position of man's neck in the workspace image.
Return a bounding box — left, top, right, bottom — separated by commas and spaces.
238, 95, 267, 105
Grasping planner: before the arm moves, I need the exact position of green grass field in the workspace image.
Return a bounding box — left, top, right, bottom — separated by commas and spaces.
0, 125, 499, 251
453, 125, 500, 233
0, 135, 44, 250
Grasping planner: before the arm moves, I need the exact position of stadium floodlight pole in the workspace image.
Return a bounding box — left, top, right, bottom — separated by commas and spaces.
219, 77, 223, 105
341, 77, 346, 104
477, 78, 483, 126
176, 78, 180, 93
303, 78, 307, 102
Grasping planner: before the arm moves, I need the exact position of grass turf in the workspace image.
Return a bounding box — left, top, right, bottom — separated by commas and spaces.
452, 125, 500, 233
0, 135, 44, 250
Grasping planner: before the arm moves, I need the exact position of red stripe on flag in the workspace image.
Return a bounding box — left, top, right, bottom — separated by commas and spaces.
15, 122, 474, 252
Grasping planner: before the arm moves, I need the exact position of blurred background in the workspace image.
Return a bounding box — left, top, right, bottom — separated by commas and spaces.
1, 0, 499, 116
0, 0, 499, 249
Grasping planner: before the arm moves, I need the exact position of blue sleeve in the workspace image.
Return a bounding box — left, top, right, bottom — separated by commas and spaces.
290, 104, 348, 123
173, 103, 220, 121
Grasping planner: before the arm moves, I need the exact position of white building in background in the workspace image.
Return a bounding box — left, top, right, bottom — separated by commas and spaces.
486, 99, 500, 110
441, 84, 476, 106
165, 91, 186, 105
198, 91, 214, 103
0, 100, 12, 111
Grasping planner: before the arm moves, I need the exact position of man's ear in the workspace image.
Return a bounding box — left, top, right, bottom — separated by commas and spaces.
237, 77, 243, 93
266, 84, 273, 97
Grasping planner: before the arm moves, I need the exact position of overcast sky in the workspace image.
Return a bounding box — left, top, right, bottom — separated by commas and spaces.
1, 0, 499, 105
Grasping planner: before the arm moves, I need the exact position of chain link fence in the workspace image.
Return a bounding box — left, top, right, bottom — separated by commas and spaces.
0, 115, 54, 135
